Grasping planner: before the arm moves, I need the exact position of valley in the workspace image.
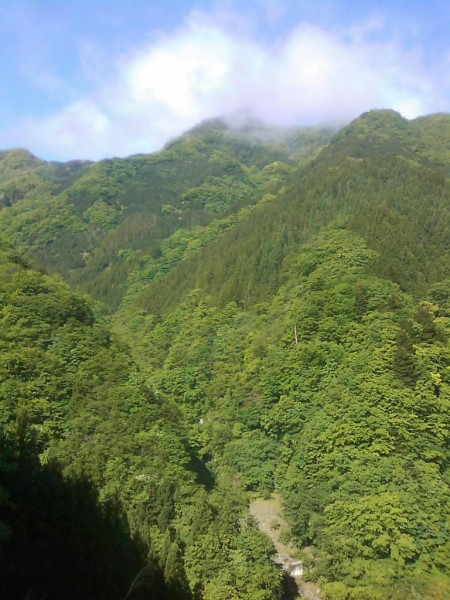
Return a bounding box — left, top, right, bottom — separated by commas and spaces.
0, 110, 450, 599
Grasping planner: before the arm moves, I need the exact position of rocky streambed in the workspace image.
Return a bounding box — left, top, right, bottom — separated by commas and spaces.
249, 494, 321, 600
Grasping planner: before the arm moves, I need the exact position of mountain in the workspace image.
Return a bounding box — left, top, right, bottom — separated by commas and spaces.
1, 110, 450, 599
0, 241, 281, 599
0, 121, 333, 308
125, 110, 450, 316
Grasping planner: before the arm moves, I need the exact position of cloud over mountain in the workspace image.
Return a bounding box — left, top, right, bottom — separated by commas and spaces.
6, 10, 446, 160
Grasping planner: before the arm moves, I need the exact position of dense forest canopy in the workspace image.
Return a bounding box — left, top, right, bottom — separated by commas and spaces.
1, 110, 450, 599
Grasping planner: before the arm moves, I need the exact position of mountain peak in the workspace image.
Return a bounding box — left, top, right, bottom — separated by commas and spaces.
336, 108, 408, 139
0, 148, 43, 170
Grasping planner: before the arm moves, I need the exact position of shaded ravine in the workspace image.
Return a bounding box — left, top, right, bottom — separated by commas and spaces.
249, 495, 321, 600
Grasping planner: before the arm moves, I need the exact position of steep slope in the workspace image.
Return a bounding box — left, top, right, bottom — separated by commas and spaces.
126, 110, 450, 315
127, 226, 450, 599
2, 110, 450, 599
0, 122, 333, 308
110, 110, 450, 599
0, 245, 283, 599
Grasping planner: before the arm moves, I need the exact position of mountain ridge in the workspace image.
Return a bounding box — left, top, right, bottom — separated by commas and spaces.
1, 109, 450, 599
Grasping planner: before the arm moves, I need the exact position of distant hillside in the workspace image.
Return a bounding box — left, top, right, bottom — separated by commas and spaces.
0, 120, 333, 307
127, 110, 450, 315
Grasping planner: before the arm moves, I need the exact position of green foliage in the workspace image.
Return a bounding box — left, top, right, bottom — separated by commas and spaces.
2, 110, 450, 598
0, 248, 282, 598
126, 225, 450, 598
129, 112, 450, 315
0, 119, 323, 308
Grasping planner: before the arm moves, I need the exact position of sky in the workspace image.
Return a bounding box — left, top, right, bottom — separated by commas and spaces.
1, 0, 449, 161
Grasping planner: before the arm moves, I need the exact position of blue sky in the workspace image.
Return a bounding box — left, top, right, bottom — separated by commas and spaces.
1, 0, 449, 160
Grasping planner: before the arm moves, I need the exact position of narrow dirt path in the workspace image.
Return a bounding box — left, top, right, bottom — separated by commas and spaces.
249, 494, 322, 600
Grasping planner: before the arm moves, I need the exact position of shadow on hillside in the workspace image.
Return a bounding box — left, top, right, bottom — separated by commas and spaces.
0, 434, 174, 600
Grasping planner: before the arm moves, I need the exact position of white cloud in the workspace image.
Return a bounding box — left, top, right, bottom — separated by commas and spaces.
4, 11, 448, 160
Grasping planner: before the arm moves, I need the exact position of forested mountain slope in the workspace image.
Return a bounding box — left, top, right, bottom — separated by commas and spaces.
124, 110, 450, 316
0, 122, 333, 308
0, 247, 281, 599
1, 110, 450, 599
